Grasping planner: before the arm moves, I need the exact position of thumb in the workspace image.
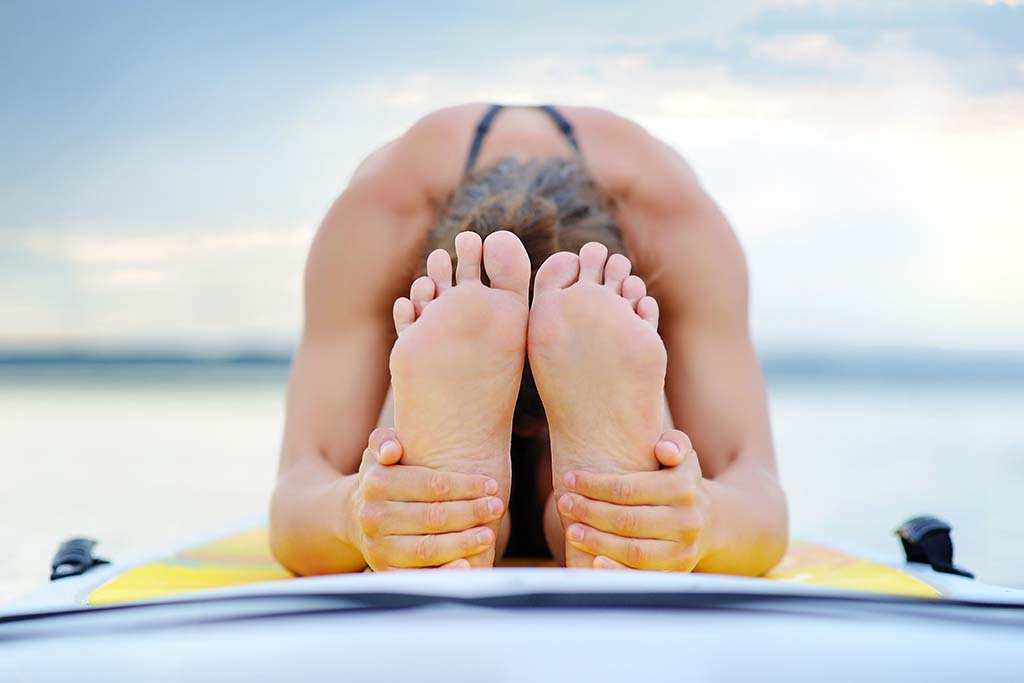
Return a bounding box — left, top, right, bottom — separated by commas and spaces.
368, 427, 403, 466
654, 429, 693, 468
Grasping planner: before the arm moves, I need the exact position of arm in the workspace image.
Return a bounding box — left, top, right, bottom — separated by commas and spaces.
270, 121, 499, 574
270, 150, 420, 574
582, 117, 788, 574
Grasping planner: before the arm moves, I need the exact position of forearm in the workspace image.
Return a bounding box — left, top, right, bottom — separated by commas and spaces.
269, 453, 367, 575
696, 457, 788, 576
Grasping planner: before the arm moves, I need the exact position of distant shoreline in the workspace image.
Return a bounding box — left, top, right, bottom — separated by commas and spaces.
1, 348, 1023, 384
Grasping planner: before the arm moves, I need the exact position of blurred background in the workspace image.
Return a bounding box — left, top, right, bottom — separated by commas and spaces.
2, 1, 1023, 601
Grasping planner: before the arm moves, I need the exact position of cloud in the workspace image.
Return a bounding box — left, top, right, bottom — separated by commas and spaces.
1, 227, 312, 347
2, 3, 1023, 352
742, 1, 1024, 92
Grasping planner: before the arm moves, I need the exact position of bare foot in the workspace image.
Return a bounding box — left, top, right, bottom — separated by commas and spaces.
390, 230, 531, 567
528, 243, 666, 567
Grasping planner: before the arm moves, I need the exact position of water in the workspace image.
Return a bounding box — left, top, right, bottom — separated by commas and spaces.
2, 365, 1023, 602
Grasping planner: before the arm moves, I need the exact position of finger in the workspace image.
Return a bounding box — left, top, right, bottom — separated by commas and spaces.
359, 448, 373, 473
564, 542, 596, 569
363, 464, 499, 502
380, 527, 495, 568
566, 524, 690, 570
565, 469, 696, 506
654, 429, 693, 468
440, 558, 471, 570
365, 497, 505, 535
368, 427, 403, 466
558, 493, 683, 541
372, 560, 472, 572
593, 555, 630, 570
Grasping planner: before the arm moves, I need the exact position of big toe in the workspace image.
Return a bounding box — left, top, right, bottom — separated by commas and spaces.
483, 230, 531, 300
533, 252, 580, 299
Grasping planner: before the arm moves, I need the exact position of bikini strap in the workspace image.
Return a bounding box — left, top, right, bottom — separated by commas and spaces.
464, 104, 581, 177
465, 104, 504, 176
537, 105, 581, 154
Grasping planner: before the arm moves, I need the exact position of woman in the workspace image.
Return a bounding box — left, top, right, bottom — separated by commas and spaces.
270, 104, 787, 573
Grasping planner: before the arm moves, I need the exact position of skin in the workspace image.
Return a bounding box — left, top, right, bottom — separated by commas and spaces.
270, 104, 788, 575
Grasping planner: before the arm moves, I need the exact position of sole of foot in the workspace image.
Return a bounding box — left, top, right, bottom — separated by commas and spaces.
528, 242, 667, 568
390, 230, 531, 567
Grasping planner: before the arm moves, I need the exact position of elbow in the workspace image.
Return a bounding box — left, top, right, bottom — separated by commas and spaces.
749, 467, 789, 575
268, 481, 307, 576
268, 465, 367, 576
762, 474, 790, 573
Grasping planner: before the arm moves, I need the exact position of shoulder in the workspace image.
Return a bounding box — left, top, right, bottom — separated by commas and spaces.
348, 104, 487, 207
564, 106, 703, 215
564, 108, 748, 316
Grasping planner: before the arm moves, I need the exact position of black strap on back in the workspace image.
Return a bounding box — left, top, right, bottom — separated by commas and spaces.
464, 104, 504, 176
537, 104, 581, 153
464, 104, 581, 176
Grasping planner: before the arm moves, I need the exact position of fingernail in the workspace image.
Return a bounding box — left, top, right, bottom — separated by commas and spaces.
567, 524, 584, 542
487, 497, 503, 515
477, 528, 494, 545
594, 557, 610, 569
660, 440, 681, 456
564, 472, 576, 490
484, 479, 499, 495
558, 494, 573, 513
380, 440, 398, 455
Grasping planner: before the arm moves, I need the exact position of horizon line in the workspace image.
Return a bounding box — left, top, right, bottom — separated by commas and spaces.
1, 347, 1023, 384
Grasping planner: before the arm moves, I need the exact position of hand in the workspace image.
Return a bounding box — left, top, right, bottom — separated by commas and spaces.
558, 429, 709, 571
352, 427, 504, 571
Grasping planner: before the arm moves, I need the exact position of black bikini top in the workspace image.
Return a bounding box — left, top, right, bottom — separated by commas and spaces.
464, 104, 581, 176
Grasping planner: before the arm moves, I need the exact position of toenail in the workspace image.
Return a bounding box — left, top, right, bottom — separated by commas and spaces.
487, 498, 503, 515
484, 479, 499, 495
567, 524, 584, 542
564, 472, 577, 490
559, 494, 573, 513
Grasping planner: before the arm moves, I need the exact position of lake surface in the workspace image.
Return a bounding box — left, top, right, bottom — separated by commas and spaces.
2, 363, 1022, 602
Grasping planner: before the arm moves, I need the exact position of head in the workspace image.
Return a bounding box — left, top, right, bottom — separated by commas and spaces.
421, 157, 627, 437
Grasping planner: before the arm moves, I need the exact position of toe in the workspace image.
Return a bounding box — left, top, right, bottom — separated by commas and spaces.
533, 252, 580, 298
622, 275, 647, 308
454, 231, 483, 283
603, 253, 631, 295
578, 242, 609, 283
426, 249, 454, 294
637, 296, 660, 329
410, 276, 436, 316
483, 230, 531, 301
393, 297, 415, 334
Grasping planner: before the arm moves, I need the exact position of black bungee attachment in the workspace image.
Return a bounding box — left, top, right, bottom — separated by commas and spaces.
50, 537, 110, 581
896, 516, 974, 578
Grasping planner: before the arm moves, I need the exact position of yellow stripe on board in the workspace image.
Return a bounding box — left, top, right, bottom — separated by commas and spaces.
764, 542, 939, 598
88, 528, 939, 606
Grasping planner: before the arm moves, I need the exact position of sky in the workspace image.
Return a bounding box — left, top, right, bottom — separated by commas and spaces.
1, 0, 1022, 354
